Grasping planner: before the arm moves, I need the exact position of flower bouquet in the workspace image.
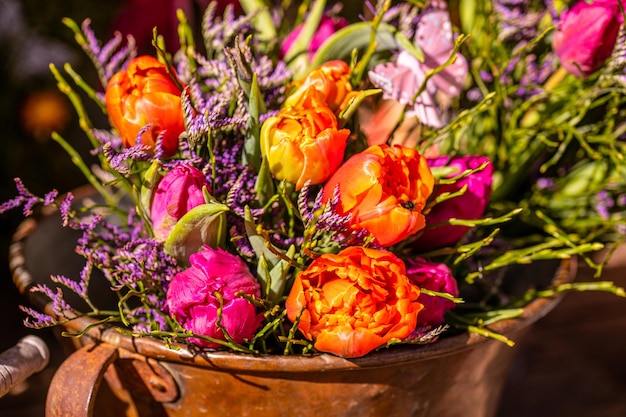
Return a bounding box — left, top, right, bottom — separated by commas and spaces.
4, 0, 626, 369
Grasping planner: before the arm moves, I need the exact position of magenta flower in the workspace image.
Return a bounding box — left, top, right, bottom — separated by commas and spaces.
280, 14, 347, 60
150, 164, 209, 241
406, 258, 459, 328
552, 0, 624, 77
414, 155, 493, 250
166, 246, 262, 348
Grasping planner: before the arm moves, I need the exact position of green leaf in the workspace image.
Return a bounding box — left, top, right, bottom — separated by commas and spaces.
394, 31, 424, 62
310, 22, 397, 69
284, 0, 326, 79
164, 203, 229, 263
242, 72, 266, 170
238, 0, 276, 41
337, 88, 381, 127
244, 207, 294, 301
256, 246, 295, 302
255, 156, 276, 207
244, 207, 280, 264
139, 161, 161, 226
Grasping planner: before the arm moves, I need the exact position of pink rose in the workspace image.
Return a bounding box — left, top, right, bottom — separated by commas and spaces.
414, 155, 493, 250
406, 258, 459, 327
280, 15, 348, 60
552, 0, 624, 77
166, 246, 262, 348
150, 164, 209, 241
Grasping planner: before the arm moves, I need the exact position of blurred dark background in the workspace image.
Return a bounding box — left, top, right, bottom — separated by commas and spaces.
0, 1, 624, 416
0, 0, 124, 348
0, 1, 121, 413
0, 0, 120, 340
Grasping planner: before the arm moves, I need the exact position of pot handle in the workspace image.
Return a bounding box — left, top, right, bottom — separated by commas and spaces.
46, 342, 119, 417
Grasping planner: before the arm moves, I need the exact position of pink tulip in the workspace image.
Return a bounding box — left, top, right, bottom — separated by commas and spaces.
150, 164, 209, 240
552, 0, 624, 77
166, 246, 262, 348
406, 258, 459, 327
414, 155, 493, 250
280, 14, 347, 60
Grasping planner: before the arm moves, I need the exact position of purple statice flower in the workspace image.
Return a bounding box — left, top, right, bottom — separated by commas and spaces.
52, 205, 181, 333
536, 177, 556, 191
479, 71, 494, 83
112, 236, 178, 293
22, 285, 74, 327
19, 305, 57, 328
50, 274, 87, 299
381, 2, 421, 43
229, 222, 255, 259
0, 178, 60, 217
92, 128, 124, 150
300, 185, 373, 252
218, 143, 257, 206
198, 2, 255, 58
101, 140, 153, 175
78, 19, 136, 87
595, 190, 615, 220
72, 208, 179, 315
59, 193, 74, 227
493, 0, 544, 46
129, 306, 170, 334
493, 1, 557, 97
182, 34, 291, 146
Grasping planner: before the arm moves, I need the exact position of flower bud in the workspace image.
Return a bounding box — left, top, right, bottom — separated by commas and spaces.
166, 246, 262, 348
552, 0, 624, 77
414, 155, 493, 250
105, 55, 185, 155
284, 60, 354, 113
322, 144, 434, 247
260, 91, 349, 190
405, 258, 459, 328
286, 246, 422, 358
150, 165, 209, 241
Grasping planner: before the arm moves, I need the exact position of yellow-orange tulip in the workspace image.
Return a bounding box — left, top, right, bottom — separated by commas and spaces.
286, 246, 422, 358
260, 90, 349, 190
284, 60, 354, 113
105, 55, 185, 156
322, 144, 434, 247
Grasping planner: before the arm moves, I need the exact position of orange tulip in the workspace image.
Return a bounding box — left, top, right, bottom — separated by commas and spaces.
286, 246, 422, 358
284, 60, 354, 113
260, 89, 349, 190
322, 144, 434, 247
105, 55, 185, 156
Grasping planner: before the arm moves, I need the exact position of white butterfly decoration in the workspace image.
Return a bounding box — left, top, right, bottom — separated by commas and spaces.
368, 0, 468, 129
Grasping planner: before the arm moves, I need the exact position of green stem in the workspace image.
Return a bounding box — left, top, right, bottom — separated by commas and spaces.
51, 132, 117, 207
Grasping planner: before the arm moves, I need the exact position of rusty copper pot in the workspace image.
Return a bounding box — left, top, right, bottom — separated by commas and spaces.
9, 187, 574, 417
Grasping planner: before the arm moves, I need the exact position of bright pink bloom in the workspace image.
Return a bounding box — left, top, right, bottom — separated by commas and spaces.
414, 155, 493, 250
280, 14, 347, 59
150, 165, 209, 240
406, 258, 459, 327
166, 246, 262, 348
552, 0, 624, 77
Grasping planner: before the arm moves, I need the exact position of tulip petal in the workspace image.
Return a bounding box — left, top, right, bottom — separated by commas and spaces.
286, 247, 422, 358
